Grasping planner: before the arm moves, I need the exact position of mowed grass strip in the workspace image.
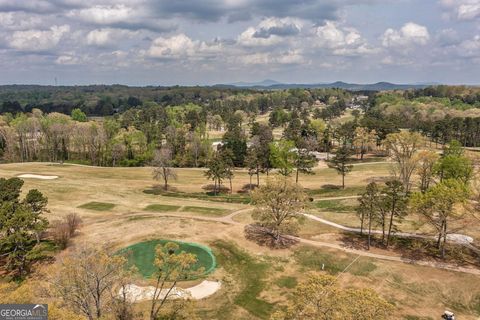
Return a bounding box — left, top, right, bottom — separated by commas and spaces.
211, 240, 273, 319
182, 206, 229, 216
78, 201, 115, 211
143, 204, 181, 212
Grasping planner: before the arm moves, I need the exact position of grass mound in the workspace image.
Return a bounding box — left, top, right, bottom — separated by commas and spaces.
78, 201, 115, 211
143, 204, 180, 212
119, 239, 216, 279
183, 206, 228, 216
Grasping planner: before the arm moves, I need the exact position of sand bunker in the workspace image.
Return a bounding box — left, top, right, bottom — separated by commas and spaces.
122, 280, 221, 302
18, 174, 59, 180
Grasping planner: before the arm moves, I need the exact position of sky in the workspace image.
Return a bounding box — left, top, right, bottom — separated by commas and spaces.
0, 0, 479, 86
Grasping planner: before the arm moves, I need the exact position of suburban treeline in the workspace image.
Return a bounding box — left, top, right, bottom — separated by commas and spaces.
2, 85, 480, 169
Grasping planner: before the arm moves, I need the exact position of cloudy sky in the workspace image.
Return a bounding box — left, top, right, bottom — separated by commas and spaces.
0, 0, 479, 85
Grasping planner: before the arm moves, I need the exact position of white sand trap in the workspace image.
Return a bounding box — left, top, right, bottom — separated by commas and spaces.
122, 280, 221, 302
447, 234, 474, 244
18, 174, 59, 180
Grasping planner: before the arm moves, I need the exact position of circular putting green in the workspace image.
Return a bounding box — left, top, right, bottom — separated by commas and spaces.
118, 239, 216, 279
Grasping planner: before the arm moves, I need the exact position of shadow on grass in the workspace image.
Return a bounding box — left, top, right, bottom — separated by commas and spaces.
143, 186, 251, 204
339, 233, 480, 268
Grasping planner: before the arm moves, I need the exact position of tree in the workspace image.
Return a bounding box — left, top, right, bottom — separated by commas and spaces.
0, 178, 49, 276
356, 182, 381, 249
294, 137, 318, 184
353, 127, 377, 160
269, 140, 296, 177
410, 179, 470, 258
152, 147, 177, 191
247, 177, 306, 248
49, 245, 134, 320
435, 141, 473, 184
23, 189, 49, 243
222, 117, 247, 166
204, 151, 229, 195
328, 146, 353, 189
271, 273, 393, 320
71, 108, 87, 122
149, 242, 199, 320
384, 131, 423, 192
416, 150, 439, 193
382, 180, 408, 247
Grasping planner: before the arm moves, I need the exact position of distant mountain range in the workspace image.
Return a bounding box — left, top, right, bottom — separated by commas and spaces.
218, 80, 438, 91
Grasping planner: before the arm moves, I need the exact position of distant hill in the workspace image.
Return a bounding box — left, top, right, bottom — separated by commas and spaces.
216, 80, 433, 91
228, 79, 282, 87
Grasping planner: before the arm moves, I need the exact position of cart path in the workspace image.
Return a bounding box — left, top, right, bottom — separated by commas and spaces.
135, 207, 480, 275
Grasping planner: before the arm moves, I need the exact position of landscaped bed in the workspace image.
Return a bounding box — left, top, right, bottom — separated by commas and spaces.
118, 239, 216, 279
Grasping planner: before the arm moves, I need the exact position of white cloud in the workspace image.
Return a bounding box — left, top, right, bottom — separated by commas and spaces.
382, 22, 430, 48
55, 54, 81, 65
86, 28, 138, 47
146, 34, 223, 60
236, 50, 305, 65
440, 0, 480, 20
68, 5, 133, 25
315, 21, 377, 56
457, 35, 480, 58
237, 17, 303, 47
0, 12, 43, 30
9, 25, 70, 51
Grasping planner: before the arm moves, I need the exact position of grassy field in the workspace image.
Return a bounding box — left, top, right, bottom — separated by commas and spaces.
1, 162, 479, 319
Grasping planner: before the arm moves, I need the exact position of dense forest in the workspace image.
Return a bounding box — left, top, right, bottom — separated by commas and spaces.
1, 85, 480, 168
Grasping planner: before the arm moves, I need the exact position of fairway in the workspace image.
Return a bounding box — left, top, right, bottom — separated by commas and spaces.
120, 239, 216, 279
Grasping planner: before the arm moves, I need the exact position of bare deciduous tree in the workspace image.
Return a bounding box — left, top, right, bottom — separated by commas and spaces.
152, 147, 177, 191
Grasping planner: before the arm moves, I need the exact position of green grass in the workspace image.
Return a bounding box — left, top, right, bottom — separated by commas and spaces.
144, 188, 251, 204
307, 185, 365, 198
143, 204, 181, 212
314, 199, 357, 212
119, 239, 216, 279
294, 246, 377, 276
78, 201, 115, 211
127, 215, 154, 221
182, 206, 229, 216
275, 276, 297, 289
211, 240, 274, 319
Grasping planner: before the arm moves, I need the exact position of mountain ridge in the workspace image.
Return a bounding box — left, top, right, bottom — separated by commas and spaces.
217, 80, 436, 91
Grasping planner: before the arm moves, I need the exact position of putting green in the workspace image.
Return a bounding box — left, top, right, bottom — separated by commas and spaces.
118, 239, 216, 279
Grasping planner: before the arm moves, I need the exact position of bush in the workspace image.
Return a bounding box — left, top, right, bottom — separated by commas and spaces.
51, 221, 70, 250
50, 213, 82, 249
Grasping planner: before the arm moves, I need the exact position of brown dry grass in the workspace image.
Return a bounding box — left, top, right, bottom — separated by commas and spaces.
1, 162, 479, 319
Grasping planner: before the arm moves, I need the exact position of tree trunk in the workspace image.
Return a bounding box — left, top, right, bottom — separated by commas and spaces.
163, 167, 168, 191
360, 211, 364, 235
296, 168, 299, 184
441, 221, 447, 259
386, 201, 396, 247
367, 212, 372, 250
341, 173, 345, 189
